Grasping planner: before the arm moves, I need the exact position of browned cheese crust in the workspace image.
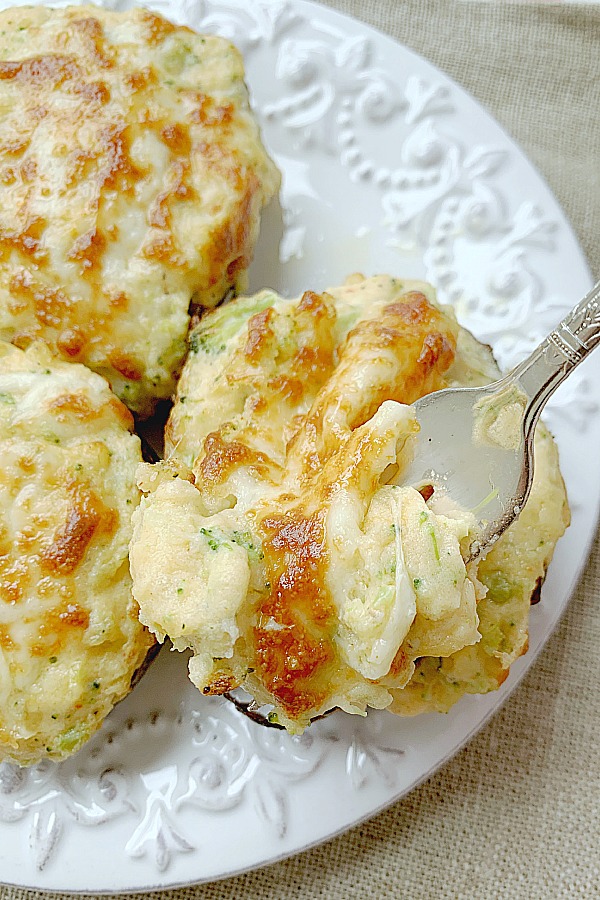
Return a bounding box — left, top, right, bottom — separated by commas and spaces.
131, 276, 570, 731
0, 5, 280, 416
0, 341, 155, 765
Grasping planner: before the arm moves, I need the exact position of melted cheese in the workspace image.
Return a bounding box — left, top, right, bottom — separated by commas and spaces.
131, 274, 569, 730
389, 423, 569, 715
0, 341, 154, 765
132, 275, 487, 730
0, 5, 279, 416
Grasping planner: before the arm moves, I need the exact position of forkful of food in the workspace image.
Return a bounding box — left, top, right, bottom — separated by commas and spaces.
402, 280, 600, 562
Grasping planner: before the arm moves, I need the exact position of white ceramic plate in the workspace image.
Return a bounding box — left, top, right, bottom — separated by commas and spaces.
0, 0, 598, 893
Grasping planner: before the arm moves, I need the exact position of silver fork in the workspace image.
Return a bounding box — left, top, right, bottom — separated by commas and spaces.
401, 280, 600, 561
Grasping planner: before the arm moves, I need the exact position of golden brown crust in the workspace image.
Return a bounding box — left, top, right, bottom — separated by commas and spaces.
253, 509, 335, 721
0, 340, 155, 765
131, 275, 569, 730
131, 277, 473, 730
0, 5, 279, 416
39, 484, 116, 577
288, 290, 457, 470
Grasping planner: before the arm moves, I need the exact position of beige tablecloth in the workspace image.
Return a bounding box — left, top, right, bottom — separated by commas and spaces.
2, 1, 600, 898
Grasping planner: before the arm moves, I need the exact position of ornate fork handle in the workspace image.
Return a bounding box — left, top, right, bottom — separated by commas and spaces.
504, 280, 600, 442
551, 280, 600, 357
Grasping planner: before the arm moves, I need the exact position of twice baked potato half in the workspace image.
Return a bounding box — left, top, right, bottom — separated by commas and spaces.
130, 275, 569, 731
0, 4, 279, 416
0, 341, 155, 765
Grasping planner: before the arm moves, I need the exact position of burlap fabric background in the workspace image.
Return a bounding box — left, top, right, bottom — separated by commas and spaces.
2, 1, 599, 898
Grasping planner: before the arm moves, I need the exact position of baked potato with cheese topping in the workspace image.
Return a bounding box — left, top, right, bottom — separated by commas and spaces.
130, 275, 569, 731
0, 5, 279, 417
0, 341, 154, 765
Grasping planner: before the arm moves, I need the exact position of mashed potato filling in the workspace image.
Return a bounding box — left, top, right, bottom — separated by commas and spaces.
0, 342, 154, 765
132, 465, 250, 687
324, 404, 478, 682
0, 5, 279, 417
133, 398, 464, 711
130, 274, 569, 731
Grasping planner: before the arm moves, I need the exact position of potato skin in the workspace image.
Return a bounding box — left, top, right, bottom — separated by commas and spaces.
0, 5, 279, 417
0, 341, 155, 766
